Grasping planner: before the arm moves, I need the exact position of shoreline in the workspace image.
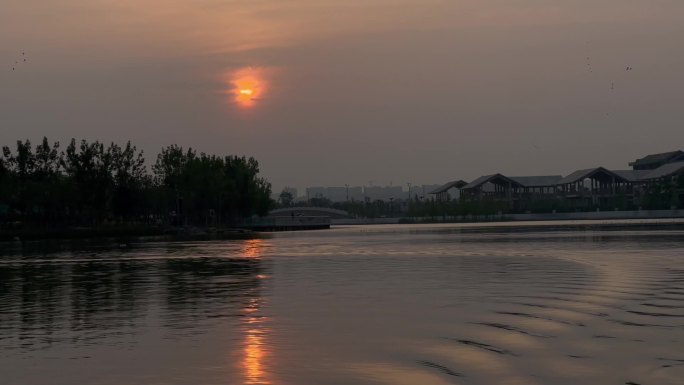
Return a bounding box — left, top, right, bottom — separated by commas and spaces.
0, 225, 256, 243
3, 210, 684, 244
333, 208, 684, 225
332, 218, 684, 233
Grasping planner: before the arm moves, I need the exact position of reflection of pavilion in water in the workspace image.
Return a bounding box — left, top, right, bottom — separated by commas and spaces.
240, 239, 273, 385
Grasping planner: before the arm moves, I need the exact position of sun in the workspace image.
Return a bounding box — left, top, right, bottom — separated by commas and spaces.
228, 67, 268, 108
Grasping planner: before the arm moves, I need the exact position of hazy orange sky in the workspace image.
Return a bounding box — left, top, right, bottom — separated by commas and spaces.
2, 1, 684, 192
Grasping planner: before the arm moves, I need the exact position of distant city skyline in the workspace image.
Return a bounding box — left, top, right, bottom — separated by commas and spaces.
273, 184, 442, 202
274, 149, 680, 198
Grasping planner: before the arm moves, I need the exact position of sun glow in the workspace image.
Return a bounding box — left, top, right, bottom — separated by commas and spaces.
229, 67, 268, 108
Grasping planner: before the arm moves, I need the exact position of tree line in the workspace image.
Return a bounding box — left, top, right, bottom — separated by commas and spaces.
0, 138, 273, 230
277, 181, 684, 220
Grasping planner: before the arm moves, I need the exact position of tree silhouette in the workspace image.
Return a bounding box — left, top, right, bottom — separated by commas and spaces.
0, 138, 274, 236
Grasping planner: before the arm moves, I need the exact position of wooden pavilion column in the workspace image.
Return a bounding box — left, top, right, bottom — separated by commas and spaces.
507, 181, 512, 208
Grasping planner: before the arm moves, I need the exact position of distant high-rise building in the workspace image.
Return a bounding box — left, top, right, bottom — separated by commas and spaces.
348, 186, 364, 201
306, 186, 352, 202
302, 184, 442, 203
363, 186, 403, 201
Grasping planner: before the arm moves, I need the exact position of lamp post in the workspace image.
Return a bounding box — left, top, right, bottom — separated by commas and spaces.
345, 183, 349, 202
389, 197, 394, 217
407, 182, 412, 217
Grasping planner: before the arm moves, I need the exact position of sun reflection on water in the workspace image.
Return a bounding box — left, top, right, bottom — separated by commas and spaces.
242, 239, 265, 258
239, 238, 272, 384
244, 318, 271, 385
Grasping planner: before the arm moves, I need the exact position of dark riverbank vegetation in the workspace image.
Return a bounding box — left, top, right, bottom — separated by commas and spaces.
0, 138, 273, 240
277, 181, 684, 221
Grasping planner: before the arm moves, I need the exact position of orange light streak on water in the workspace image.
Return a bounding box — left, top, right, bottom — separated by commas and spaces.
243, 324, 271, 385
242, 239, 265, 258
238, 238, 272, 384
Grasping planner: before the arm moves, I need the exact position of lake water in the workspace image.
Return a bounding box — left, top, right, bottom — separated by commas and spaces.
1, 222, 684, 385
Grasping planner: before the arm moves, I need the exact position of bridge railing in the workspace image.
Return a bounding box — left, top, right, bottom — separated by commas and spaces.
269, 207, 350, 217
241, 216, 331, 229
